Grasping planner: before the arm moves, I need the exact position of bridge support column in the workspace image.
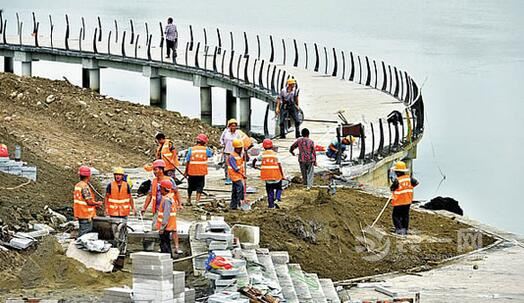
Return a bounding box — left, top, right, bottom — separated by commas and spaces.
143, 66, 166, 109
82, 58, 100, 92
226, 89, 237, 124
3, 57, 14, 73
233, 87, 252, 131
14, 52, 32, 77
193, 75, 212, 125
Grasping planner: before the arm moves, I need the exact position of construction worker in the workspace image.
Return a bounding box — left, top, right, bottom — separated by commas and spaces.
157, 179, 178, 256
220, 119, 243, 185
141, 160, 183, 253
253, 139, 284, 209
276, 78, 301, 139
326, 135, 355, 160
155, 132, 180, 179
185, 134, 214, 205
73, 166, 103, 237
0, 144, 8, 157
227, 139, 246, 210
104, 167, 136, 218
390, 161, 419, 235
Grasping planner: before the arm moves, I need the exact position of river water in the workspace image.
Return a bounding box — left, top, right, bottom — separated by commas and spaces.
1, 0, 523, 234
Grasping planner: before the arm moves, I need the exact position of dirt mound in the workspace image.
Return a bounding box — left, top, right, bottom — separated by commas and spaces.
0, 73, 222, 171
222, 186, 495, 281
0, 236, 130, 298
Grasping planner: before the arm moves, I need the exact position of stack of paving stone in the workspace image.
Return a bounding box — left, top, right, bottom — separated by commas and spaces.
101, 287, 133, 303
0, 157, 37, 181
288, 263, 314, 302
304, 273, 328, 303
131, 252, 177, 303
271, 251, 299, 303
319, 279, 341, 303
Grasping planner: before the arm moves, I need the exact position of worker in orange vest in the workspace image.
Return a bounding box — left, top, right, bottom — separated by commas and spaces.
104, 167, 136, 218
390, 161, 419, 235
184, 134, 214, 205
73, 166, 103, 237
227, 139, 246, 210
155, 132, 180, 179
253, 139, 284, 209
156, 179, 178, 256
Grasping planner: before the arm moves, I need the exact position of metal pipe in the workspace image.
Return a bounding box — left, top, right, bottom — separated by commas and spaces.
370, 122, 375, 159
271, 65, 276, 93
388, 65, 392, 93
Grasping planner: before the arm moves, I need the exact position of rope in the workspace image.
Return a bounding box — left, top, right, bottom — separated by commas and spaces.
0, 180, 31, 190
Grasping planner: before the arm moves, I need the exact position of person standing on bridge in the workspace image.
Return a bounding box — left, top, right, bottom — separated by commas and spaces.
289, 128, 316, 190
390, 161, 419, 235
164, 17, 178, 61
276, 78, 301, 139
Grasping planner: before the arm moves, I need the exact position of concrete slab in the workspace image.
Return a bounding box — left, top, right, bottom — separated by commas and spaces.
65, 241, 119, 272
232, 224, 260, 246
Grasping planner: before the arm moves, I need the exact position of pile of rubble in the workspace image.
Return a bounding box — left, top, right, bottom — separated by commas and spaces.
189, 217, 341, 302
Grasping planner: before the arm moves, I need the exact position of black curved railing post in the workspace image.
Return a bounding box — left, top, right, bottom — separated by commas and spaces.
65, 14, 70, 50
378, 118, 384, 155
97, 16, 102, 42
2, 20, 7, 44
114, 20, 119, 43
304, 43, 308, 69
349, 52, 355, 81
81, 17, 86, 40
34, 21, 39, 47
393, 67, 400, 98
188, 25, 194, 50
32, 12, 36, 35
387, 120, 392, 152
381, 61, 387, 91
358, 125, 366, 160
228, 50, 235, 78
259, 60, 265, 89
134, 34, 140, 58
399, 70, 404, 101
388, 65, 393, 93
229, 31, 234, 51
107, 31, 112, 54
243, 32, 249, 58
281, 38, 286, 65
204, 43, 209, 70
264, 104, 270, 138
184, 41, 189, 66
357, 55, 362, 84
236, 54, 242, 80
204, 28, 208, 47
373, 60, 378, 89
329, 48, 337, 77
159, 22, 164, 63
370, 122, 375, 159
147, 34, 152, 60
217, 28, 222, 54
0, 10, 3, 34
365, 56, 371, 86
244, 56, 250, 84
293, 39, 298, 67
195, 42, 201, 68
276, 69, 281, 91
404, 72, 411, 103
18, 21, 23, 45
269, 35, 274, 63
323, 46, 328, 74
145, 22, 149, 45
121, 31, 127, 57
256, 35, 261, 60
341, 50, 346, 80
252, 59, 257, 87
271, 65, 277, 93
265, 62, 271, 90
93, 28, 98, 54
212, 46, 218, 72
280, 71, 286, 90
78, 28, 83, 51
221, 49, 226, 75
49, 15, 54, 48
314, 43, 319, 72
130, 19, 135, 44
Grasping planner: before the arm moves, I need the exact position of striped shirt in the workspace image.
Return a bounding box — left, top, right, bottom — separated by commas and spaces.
164, 23, 178, 41
289, 137, 316, 163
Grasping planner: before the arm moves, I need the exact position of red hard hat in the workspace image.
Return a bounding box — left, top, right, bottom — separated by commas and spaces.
152, 159, 166, 169
262, 139, 273, 149
160, 179, 173, 190
78, 165, 91, 177
196, 134, 209, 144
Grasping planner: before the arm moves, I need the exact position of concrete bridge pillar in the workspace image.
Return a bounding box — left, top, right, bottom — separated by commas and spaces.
233, 87, 252, 131
193, 75, 212, 125
226, 89, 237, 124
3, 57, 14, 73
81, 58, 100, 92
14, 52, 32, 77
143, 66, 166, 109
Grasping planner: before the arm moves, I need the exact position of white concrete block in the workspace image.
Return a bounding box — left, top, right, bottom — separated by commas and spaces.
232, 224, 260, 246
270, 251, 290, 264
65, 241, 119, 272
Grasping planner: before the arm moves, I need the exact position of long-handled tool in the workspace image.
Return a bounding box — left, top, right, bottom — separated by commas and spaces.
370, 195, 392, 228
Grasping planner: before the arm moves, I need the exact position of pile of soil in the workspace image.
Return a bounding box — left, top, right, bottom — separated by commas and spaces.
222, 186, 495, 281
0, 236, 130, 301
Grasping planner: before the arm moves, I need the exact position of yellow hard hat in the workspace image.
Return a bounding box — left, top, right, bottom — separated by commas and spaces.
344, 135, 355, 144
287, 78, 297, 85
113, 167, 125, 175
227, 118, 238, 126
232, 139, 243, 148
393, 161, 409, 172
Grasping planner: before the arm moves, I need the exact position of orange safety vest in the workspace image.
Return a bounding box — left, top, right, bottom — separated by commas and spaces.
227, 152, 245, 182
391, 175, 414, 207
260, 150, 283, 181
151, 176, 172, 214
107, 181, 131, 217
156, 192, 177, 231
73, 181, 97, 219
157, 139, 179, 171
187, 145, 209, 176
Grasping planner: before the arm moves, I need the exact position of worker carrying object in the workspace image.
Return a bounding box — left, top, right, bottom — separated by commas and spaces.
276, 78, 301, 139
141, 159, 183, 253
156, 179, 178, 257
184, 134, 214, 205
105, 167, 136, 218
73, 166, 103, 237
326, 136, 355, 160
390, 161, 419, 235
253, 139, 284, 209
227, 139, 246, 210
155, 132, 180, 179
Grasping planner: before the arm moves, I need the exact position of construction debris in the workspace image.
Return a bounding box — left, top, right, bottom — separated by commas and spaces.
65, 241, 120, 272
